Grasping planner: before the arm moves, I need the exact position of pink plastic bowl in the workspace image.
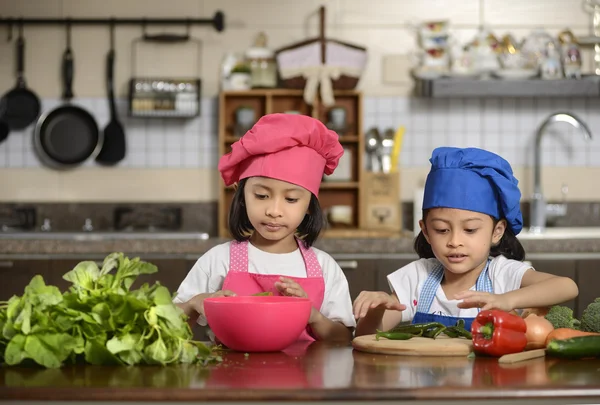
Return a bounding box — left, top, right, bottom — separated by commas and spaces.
203, 296, 312, 352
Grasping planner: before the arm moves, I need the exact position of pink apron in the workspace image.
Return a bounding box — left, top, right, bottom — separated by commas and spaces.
222, 239, 325, 341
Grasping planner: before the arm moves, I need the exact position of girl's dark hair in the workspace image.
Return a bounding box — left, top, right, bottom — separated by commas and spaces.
228, 178, 325, 248
413, 209, 525, 261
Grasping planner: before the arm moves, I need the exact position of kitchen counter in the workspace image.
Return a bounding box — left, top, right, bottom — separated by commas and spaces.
2, 234, 600, 258
1, 342, 600, 404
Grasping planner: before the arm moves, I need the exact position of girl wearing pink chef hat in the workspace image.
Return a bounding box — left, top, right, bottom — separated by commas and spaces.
174, 113, 355, 343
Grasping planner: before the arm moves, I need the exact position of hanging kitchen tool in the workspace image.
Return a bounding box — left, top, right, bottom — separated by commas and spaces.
128, 22, 202, 118
96, 20, 126, 165
0, 21, 41, 143
0, 115, 8, 144
34, 21, 101, 169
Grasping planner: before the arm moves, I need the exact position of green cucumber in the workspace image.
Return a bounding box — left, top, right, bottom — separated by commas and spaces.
546, 336, 600, 359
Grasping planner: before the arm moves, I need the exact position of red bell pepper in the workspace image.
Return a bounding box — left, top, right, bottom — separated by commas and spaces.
471, 309, 527, 357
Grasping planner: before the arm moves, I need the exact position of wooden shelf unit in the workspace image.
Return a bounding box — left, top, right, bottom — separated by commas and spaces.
218, 89, 365, 238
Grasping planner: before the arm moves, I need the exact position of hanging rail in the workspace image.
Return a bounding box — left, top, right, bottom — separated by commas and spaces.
0, 11, 225, 32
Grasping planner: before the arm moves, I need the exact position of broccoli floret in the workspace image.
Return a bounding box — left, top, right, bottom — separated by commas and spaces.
544, 305, 580, 329
580, 298, 600, 333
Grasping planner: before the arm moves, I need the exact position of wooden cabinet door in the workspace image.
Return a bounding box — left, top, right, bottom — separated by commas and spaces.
376, 259, 414, 293
0, 260, 50, 300
575, 260, 600, 319
529, 259, 577, 313
335, 259, 377, 302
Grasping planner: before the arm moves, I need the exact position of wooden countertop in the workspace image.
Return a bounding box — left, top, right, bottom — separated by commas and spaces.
2, 342, 600, 403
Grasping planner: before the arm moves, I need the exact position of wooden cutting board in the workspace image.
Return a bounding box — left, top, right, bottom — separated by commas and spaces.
352, 334, 473, 357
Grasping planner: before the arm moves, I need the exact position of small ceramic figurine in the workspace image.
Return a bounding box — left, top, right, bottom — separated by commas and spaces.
558, 30, 582, 79
540, 41, 563, 80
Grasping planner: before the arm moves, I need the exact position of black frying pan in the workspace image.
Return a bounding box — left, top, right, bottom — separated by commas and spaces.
34, 23, 101, 169
0, 22, 41, 143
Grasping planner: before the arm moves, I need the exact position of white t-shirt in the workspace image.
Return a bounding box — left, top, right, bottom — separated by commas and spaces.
174, 241, 356, 328
387, 255, 532, 322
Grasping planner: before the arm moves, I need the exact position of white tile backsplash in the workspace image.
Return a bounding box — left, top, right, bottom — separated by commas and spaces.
1, 94, 599, 169
483, 0, 589, 28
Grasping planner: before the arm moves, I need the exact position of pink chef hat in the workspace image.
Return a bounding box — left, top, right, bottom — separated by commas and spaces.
218, 113, 344, 197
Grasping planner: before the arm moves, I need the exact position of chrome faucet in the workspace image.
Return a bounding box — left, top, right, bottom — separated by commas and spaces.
530, 112, 592, 233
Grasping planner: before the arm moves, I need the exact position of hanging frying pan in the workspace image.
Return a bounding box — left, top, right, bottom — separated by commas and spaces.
0, 21, 41, 143
34, 22, 101, 169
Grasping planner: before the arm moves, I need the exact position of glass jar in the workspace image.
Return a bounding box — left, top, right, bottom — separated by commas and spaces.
246, 47, 277, 88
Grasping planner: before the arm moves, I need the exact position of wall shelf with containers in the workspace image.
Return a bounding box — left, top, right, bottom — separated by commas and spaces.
218, 89, 373, 238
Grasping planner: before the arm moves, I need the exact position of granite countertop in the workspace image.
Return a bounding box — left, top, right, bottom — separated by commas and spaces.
1, 235, 600, 257
2, 342, 600, 404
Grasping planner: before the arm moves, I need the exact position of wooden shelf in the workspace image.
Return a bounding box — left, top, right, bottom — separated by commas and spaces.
321, 182, 359, 189
218, 88, 365, 237
414, 77, 600, 98
222, 89, 304, 97
225, 135, 360, 144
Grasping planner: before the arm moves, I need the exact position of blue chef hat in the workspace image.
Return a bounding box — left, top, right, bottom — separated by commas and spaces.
423, 147, 523, 235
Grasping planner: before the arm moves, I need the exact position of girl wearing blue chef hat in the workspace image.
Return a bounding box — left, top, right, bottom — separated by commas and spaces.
353, 147, 579, 335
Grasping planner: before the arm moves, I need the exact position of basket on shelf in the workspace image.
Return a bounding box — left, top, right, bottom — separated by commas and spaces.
274, 6, 367, 107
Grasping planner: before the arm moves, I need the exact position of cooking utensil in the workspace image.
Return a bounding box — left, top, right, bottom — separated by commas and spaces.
352, 334, 473, 357
204, 296, 311, 352
34, 22, 101, 169
96, 21, 126, 165
379, 128, 395, 173
365, 127, 381, 172
0, 21, 41, 137
390, 125, 405, 172
0, 120, 8, 144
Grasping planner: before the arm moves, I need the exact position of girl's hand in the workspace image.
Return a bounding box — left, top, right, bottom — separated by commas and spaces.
353, 291, 406, 319
455, 290, 512, 312
188, 289, 237, 316
275, 276, 308, 298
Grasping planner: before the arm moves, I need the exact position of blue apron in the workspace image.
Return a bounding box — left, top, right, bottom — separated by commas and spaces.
412, 259, 492, 331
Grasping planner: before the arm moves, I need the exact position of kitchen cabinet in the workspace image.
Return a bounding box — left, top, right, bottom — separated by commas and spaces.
338, 259, 377, 302
376, 259, 414, 292
0, 260, 49, 301
575, 259, 600, 318
528, 259, 577, 313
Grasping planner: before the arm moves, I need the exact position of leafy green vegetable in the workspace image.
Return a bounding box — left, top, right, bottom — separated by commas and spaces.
0, 252, 220, 368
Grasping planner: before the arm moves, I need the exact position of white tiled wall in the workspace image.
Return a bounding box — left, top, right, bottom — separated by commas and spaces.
0, 97, 219, 169
364, 96, 600, 168
2, 95, 599, 169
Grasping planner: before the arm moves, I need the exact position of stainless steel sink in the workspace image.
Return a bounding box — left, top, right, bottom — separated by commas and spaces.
0, 231, 210, 241
517, 227, 600, 240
